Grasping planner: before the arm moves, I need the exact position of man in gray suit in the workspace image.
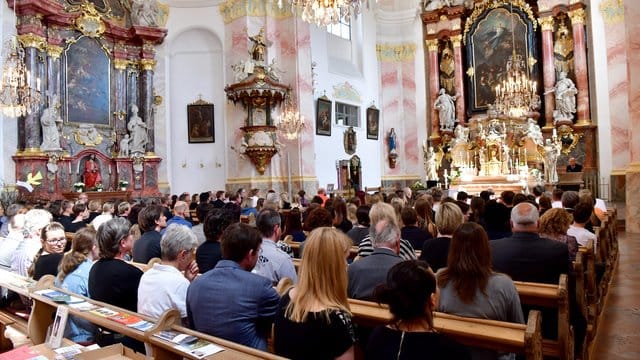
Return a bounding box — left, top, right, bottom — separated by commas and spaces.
348, 219, 403, 300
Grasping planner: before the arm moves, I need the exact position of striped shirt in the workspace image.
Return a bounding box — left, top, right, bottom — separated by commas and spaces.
357, 236, 416, 260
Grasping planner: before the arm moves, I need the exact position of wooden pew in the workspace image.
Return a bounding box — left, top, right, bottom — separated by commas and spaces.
292, 259, 567, 359
25, 278, 285, 359
348, 298, 543, 359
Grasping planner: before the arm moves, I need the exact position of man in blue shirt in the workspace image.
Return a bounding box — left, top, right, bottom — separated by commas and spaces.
162, 201, 192, 234
186, 223, 279, 351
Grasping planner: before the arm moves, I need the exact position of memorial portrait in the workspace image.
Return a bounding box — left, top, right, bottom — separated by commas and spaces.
316, 97, 332, 136
366, 107, 379, 140
187, 103, 215, 143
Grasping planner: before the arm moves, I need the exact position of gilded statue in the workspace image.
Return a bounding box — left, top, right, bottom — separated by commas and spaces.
439, 44, 455, 94
554, 21, 574, 78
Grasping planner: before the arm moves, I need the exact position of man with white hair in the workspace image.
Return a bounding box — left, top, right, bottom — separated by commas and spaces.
490, 202, 569, 284
0, 213, 25, 271
11, 209, 53, 276
347, 219, 402, 300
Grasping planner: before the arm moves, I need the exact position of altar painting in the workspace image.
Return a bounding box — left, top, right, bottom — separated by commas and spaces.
64, 36, 111, 126
465, 6, 537, 114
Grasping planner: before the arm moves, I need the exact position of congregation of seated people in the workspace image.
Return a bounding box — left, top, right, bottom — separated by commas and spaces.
0, 185, 605, 359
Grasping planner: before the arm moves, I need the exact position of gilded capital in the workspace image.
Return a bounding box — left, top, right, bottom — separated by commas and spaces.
18, 34, 46, 51
140, 59, 156, 71
569, 8, 586, 25
425, 39, 439, 52
46, 44, 64, 59
450, 35, 462, 48
538, 17, 554, 31
114, 58, 129, 70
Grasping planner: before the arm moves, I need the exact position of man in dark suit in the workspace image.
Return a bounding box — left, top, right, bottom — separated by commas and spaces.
490, 202, 569, 284
566, 157, 583, 172
348, 219, 402, 300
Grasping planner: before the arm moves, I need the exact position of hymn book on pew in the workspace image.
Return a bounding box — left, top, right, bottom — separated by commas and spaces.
153, 330, 224, 358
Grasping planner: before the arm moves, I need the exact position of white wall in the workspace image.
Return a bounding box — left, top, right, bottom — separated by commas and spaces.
0, 1, 18, 186
310, 9, 383, 190
158, 4, 226, 194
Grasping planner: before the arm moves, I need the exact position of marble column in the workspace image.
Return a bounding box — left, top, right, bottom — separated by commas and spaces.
426, 39, 440, 140
451, 35, 465, 124
113, 57, 128, 135
538, 16, 556, 129
139, 59, 155, 155
569, 8, 591, 126
22, 45, 43, 153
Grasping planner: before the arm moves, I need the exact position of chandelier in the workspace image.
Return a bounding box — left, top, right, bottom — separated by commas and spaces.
278, 0, 372, 27
492, 2, 539, 119
0, 3, 42, 118
277, 96, 306, 140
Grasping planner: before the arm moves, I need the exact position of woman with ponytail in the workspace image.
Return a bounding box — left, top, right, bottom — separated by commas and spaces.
55, 227, 98, 343
29, 222, 67, 280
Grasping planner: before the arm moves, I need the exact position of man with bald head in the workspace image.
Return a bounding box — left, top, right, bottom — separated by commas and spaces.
162, 200, 192, 235
566, 157, 582, 172
490, 202, 569, 284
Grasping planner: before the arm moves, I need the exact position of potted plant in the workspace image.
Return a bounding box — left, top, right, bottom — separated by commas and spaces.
118, 180, 129, 191
73, 182, 85, 193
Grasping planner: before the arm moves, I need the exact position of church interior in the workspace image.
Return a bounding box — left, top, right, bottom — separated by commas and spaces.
0, 0, 638, 358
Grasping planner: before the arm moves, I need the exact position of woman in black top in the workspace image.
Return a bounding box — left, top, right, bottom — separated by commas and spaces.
195, 208, 236, 273
366, 260, 471, 360
88, 217, 142, 312
29, 222, 67, 280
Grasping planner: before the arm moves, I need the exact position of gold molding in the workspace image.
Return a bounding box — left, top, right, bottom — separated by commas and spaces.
376, 43, 416, 63
451, 35, 462, 47
466, 66, 474, 77
22, 147, 44, 155
140, 59, 157, 71
114, 58, 129, 70
46, 44, 64, 58
425, 39, 439, 52
17, 34, 46, 51
538, 17, 554, 31
599, 0, 624, 25
381, 175, 422, 181
226, 176, 318, 184
219, 0, 292, 24
569, 8, 586, 25
627, 163, 640, 172
74, 2, 106, 38
463, 0, 537, 45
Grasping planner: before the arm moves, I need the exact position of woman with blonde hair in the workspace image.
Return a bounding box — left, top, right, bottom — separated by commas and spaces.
274, 227, 356, 359
55, 227, 99, 343
418, 202, 464, 272
356, 202, 416, 260
539, 208, 579, 261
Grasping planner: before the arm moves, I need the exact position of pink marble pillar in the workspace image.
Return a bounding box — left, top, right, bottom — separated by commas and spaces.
539, 16, 555, 129
427, 39, 440, 139
452, 35, 465, 124
569, 8, 591, 125
625, 0, 640, 233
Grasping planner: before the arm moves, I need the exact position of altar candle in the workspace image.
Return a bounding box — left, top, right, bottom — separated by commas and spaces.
553, 128, 557, 138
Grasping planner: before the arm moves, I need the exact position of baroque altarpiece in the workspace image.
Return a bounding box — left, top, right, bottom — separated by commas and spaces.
422, 0, 596, 194
9, 0, 166, 200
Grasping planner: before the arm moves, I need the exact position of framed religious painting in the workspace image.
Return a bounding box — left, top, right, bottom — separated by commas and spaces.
463, 2, 539, 114
187, 99, 214, 143
316, 96, 332, 136
366, 106, 379, 140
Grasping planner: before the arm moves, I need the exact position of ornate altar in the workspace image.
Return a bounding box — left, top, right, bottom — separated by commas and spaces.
9, 0, 167, 200
224, 29, 290, 175
421, 0, 598, 194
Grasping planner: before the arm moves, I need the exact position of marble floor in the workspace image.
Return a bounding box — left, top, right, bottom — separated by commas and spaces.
591, 231, 640, 359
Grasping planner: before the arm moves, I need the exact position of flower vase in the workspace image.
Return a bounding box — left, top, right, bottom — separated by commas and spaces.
74, 187, 84, 193
120, 187, 127, 191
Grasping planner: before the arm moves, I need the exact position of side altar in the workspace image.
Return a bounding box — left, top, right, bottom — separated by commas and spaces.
8, 1, 167, 200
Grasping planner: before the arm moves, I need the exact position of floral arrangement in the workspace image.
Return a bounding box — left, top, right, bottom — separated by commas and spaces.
73, 182, 85, 192
409, 180, 427, 192
118, 180, 129, 189
94, 182, 104, 191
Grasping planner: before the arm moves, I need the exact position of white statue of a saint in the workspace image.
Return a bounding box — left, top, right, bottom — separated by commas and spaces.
425, 146, 439, 181
127, 105, 148, 154
543, 139, 561, 183
131, 0, 161, 27
119, 134, 131, 158
525, 118, 544, 147
434, 88, 456, 131
40, 95, 63, 151
550, 72, 577, 122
